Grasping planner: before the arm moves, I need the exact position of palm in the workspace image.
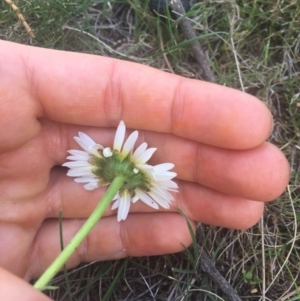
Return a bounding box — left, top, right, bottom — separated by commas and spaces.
0, 117, 58, 278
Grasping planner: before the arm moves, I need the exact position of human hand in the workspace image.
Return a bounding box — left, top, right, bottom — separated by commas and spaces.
0, 40, 289, 293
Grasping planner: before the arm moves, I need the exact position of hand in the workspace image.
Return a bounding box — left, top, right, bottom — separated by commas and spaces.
0, 41, 289, 294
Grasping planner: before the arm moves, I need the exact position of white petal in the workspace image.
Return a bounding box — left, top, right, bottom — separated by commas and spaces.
121, 131, 138, 158
152, 185, 175, 201
148, 189, 171, 209
113, 192, 120, 201
117, 190, 131, 221
113, 121, 126, 152
134, 148, 156, 164
89, 144, 104, 156
156, 180, 178, 190
74, 177, 98, 183
62, 161, 91, 168
154, 171, 177, 181
136, 164, 156, 180
67, 167, 94, 177
66, 154, 89, 161
153, 163, 174, 172
68, 149, 90, 157
111, 198, 120, 210
132, 194, 139, 203
132, 142, 147, 159
136, 164, 154, 172
74, 132, 96, 149
84, 182, 99, 190
73, 141, 102, 158
78, 132, 97, 148
134, 189, 159, 209
66, 149, 90, 161
74, 137, 93, 153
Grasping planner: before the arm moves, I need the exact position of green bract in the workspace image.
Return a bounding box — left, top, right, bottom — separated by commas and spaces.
92, 150, 150, 194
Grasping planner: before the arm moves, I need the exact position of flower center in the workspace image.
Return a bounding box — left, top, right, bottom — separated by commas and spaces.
91, 151, 150, 194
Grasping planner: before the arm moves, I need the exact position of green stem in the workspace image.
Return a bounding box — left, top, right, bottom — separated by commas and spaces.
34, 176, 124, 291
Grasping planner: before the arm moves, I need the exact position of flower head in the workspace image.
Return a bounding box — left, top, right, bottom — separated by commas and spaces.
63, 121, 178, 221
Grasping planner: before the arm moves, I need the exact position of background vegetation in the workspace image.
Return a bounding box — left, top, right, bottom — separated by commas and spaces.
1, 0, 299, 300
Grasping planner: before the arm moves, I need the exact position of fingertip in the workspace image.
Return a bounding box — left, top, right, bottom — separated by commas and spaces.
260, 143, 290, 202
208, 198, 264, 230
196, 142, 289, 202
208, 197, 265, 230
241, 94, 273, 148
173, 81, 273, 149
234, 201, 265, 230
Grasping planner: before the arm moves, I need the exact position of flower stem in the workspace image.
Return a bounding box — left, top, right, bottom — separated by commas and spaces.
34, 176, 124, 291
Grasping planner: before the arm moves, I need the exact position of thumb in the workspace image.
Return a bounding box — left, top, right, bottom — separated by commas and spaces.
0, 267, 52, 301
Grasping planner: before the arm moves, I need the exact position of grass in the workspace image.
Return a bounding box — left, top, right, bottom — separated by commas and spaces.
1, 0, 300, 300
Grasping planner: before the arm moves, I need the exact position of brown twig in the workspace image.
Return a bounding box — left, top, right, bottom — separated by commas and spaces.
199, 247, 242, 301
169, 0, 215, 82
4, 0, 35, 38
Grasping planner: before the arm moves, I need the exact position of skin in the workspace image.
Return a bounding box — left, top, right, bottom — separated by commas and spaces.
0, 40, 289, 299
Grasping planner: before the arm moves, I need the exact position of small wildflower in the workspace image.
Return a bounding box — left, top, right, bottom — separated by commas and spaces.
63, 121, 178, 221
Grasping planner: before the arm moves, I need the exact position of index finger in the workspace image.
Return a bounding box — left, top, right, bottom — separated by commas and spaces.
3, 41, 272, 149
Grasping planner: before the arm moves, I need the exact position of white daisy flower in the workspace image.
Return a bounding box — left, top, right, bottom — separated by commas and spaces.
63, 121, 178, 222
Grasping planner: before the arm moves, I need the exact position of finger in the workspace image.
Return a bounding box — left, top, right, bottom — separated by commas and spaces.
161, 139, 289, 202
2, 40, 271, 149
40, 120, 288, 202
177, 181, 265, 229
47, 168, 264, 229
142, 131, 289, 202
191, 142, 289, 202
0, 267, 52, 301
44, 124, 288, 210
27, 213, 195, 280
